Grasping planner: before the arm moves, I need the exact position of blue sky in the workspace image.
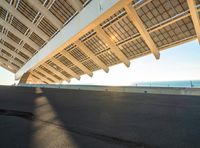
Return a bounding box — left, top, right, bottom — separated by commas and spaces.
0, 39, 200, 85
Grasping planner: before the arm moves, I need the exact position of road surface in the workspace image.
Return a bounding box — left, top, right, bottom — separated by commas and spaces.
0, 86, 200, 148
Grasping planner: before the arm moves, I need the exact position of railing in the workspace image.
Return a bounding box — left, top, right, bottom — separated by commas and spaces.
133, 80, 200, 88
18, 83, 200, 96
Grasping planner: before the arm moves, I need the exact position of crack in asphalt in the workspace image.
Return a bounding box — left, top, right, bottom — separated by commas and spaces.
0, 109, 34, 120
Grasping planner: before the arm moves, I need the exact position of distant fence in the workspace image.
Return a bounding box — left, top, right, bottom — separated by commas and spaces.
18, 84, 200, 96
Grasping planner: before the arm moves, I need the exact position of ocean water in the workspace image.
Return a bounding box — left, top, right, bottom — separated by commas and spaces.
132, 80, 200, 88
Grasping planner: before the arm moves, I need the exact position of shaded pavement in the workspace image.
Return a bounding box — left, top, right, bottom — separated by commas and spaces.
0, 85, 200, 148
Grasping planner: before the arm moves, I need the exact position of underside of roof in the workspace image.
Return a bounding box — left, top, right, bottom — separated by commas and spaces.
0, 0, 200, 84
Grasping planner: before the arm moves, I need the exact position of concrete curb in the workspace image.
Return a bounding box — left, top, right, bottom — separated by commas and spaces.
18, 84, 200, 96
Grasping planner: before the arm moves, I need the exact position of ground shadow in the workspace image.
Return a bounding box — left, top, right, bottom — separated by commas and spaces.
0, 85, 37, 148
1, 86, 200, 148
42, 88, 200, 148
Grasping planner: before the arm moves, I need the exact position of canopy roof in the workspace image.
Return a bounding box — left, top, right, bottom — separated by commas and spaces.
0, 0, 199, 84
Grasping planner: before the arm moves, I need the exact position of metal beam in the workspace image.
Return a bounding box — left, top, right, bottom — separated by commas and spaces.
124, 3, 160, 59
42, 62, 70, 82
51, 57, 80, 80
0, 33, 32, 57
19, 72, 31, 84
67, 0, 83, 12
119, 9, 199, 48
0, 52, 22, 67
26, 0, 63, 29
75, 40, 109, 73
36, 67, 61, 83
0, 43, 27, 63
61, 50, 93, 77
0, 56, 18, 71
0, 0, 49, 41
0, 18, 39, 50
187, 0, 200, 43
0, 61, 17, 73
32, 71, 52, 84
15, 0, 120, 79
135, 0, 153, 10
95, 26, 130, 67
32, 76, 46, 84
26, 74, 44, 84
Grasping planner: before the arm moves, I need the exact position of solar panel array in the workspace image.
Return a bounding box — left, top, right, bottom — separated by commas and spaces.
0, 0, 89, 74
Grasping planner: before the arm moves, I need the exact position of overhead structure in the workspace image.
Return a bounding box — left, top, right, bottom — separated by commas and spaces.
25, 0, 63, 29
0, 0, 199, 84
95, 25, 130, 67
187, 0, 200, 43
124, 2, 160, 59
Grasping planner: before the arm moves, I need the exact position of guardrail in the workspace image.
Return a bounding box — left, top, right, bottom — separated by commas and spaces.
18, 84, 200, 96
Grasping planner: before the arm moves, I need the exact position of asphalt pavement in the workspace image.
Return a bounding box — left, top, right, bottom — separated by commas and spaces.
0, 85, 200, 148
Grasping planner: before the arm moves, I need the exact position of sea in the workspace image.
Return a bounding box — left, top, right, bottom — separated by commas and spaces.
132, 80, 200, 88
